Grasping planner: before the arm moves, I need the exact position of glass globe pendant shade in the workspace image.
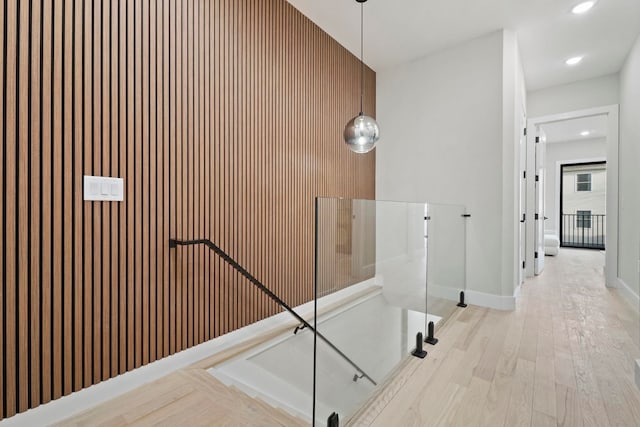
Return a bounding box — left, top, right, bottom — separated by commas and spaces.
343, 113, 380, 154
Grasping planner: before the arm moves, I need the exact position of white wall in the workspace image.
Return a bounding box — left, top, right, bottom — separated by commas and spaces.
503, 31, 527, 296
543, 138, 607, 235
527, 74, 619, 118
376, 30, 524, 305
619, 34, 640, 297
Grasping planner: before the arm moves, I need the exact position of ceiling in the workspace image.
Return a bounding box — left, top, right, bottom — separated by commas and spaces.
540, 115, 608, 143
286, 0, 640, 91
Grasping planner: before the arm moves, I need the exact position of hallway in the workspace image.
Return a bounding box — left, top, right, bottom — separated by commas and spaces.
357, 249, 640, 426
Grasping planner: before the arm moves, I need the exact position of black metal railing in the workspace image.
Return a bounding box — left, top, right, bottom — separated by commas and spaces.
560, 214, 605, 249
168, 238, 377, 387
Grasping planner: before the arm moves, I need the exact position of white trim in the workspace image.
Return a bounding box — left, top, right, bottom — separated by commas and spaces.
613, 277, 640, 309
0, 279, 377, 427
553, 156, 606, 238
514, 283, 522, 299
635, 359, 640, 391
527, 105, 620, 288
465, 289, 516, 311
428, 283, 519, 311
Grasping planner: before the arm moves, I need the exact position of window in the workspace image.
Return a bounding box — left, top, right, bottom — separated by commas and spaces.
576, 173, 591, 191
577, 210, 592, 228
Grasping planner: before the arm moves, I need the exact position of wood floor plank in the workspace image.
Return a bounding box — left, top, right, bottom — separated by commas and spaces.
532, 410, 556, 427
533, 356, 557, 418
504, 358, 536, 427
479, 371, 515, 427
472, 311, 510, 382
450, 376, 491, 427
556, 384, 583, 427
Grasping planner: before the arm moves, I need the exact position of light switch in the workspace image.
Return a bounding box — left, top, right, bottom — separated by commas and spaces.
84, 176, 124, 202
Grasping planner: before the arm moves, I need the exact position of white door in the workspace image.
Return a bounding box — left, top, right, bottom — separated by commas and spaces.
519, 113, 527, 284
534, 129, 546, 275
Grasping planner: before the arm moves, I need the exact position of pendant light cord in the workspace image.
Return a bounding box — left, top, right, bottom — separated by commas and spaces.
360, 1, 364, 114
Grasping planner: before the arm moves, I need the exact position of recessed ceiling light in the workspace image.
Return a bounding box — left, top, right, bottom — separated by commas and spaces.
565, 56, 583, 66
581, 131, 590, 136
572, 1, 596, 14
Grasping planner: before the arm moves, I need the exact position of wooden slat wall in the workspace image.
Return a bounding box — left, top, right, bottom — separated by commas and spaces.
0, 0, 375, 419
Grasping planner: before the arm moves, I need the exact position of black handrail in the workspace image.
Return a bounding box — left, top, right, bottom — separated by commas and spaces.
169, 238, 377, 386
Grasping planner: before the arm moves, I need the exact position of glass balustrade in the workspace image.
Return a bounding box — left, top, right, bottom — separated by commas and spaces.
313, 198, 467, 426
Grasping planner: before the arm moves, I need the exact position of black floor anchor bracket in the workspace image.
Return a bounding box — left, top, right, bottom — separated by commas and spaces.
457, 291, 468, 308
424, 321, 439, 345
412, 332, 428, 359
327, 412, 340, 427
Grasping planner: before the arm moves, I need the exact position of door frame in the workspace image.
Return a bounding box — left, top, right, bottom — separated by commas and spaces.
559, 160, 607, 249
518, 109, 527, 285
526, 105, 619, 287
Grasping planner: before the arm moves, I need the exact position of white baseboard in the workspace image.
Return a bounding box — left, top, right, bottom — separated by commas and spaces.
427, 284, 517, 311
613, 277, 640, 309
465, 289, 516, 311
636, 360, 640, 391
0, 279, 377, 426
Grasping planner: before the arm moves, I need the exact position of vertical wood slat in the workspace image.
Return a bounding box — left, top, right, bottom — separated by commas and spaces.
126, 0, 136, 372
162, 0, 170, 358
52, 0, 63, 401
149, 0, 157, 364
4, 0, 17, 414
0, 0, 4, 416
141, 0, 150, 366
110, 0, 120, 379
118, 0, 128, 376
82, 0, 94, 389
17, 0, 30, 413
186, 0, 193, 347
0, 0, 4, 415
169, 0, 177, 354
4, 2, 19, 413
134, 0, 143, 369
41, 0, 53, 405
175, 0, 184, 352
63, 0, 74, 397
212, 0, 220, 339
197, 0, 204, 346
101, 0, 111, 381
73, 0, 84, 391
180, 0, 187, 351
1, 0, 375, 419
92, 0, 102, 386
30, 0, 43, 406
192, 0, 199, 349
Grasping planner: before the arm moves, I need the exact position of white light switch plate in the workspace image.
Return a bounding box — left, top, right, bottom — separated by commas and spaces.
84, 176, 124, 201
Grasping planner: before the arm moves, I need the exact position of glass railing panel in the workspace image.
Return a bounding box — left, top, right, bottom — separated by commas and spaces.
314, 197, 461, 426
425, 203, 467, 323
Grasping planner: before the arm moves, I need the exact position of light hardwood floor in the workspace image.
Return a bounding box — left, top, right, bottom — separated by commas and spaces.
59, 249, 640, 426
352, 248, 640, 427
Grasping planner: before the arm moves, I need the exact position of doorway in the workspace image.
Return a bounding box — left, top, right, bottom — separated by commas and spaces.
560, 161, 607, 250
526, 105, 619, 286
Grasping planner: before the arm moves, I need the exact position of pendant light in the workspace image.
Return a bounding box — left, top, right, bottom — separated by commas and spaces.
343, 0, 380, 154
